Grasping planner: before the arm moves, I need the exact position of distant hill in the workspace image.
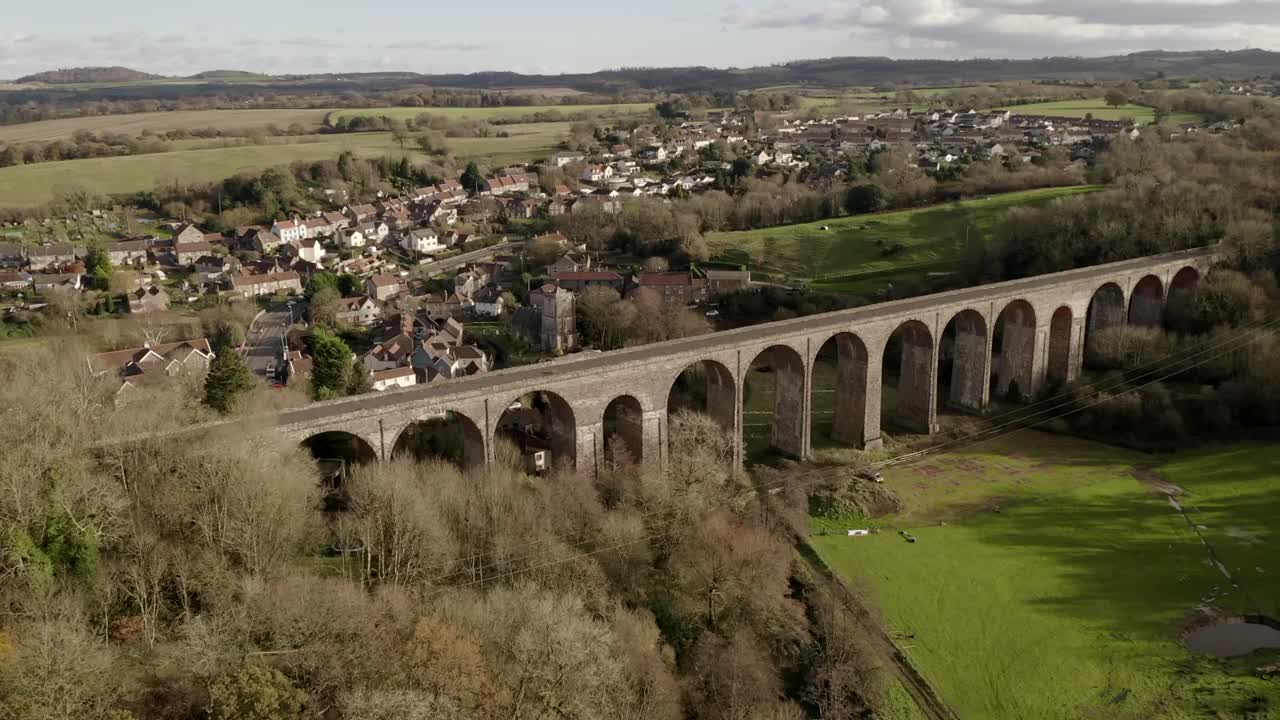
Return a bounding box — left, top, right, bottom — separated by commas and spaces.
188, 70, 271, 81
9, 50, 1280, 98
16, 66, 165, 84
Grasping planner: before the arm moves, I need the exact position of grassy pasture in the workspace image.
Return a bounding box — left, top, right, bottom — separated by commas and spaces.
996, 98, 1202, 125
0, 109, 332, 144
331, 102, 655, 123
812, 433, 1280, 719
0, 123, 568, 207
706, 185, 1098, 294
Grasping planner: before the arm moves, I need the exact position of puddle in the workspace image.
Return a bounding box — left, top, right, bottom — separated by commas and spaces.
1185, 618, 1280, 658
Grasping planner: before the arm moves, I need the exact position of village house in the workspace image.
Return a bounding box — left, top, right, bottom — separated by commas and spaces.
244, 229, 284, 255
88, 338, 215, 393
581, 164, 613, 183
344, 203, 377, 224
127, 285, 170, 314
32, 272, 83, 291
454, 266, 490, 298
400, 228, 445, 256
337, 227, 367, 250
336, 295, 383, 326
550, 270, 625, 294
355, 221, 390, 244
419, 343, 489, 381
271, 219, 306, 245
472, 286, 506, 317
705, 268, 752, 294
194, 255, 234, 281
174, 240, 213, 266
297, 238, 326, 265
547, 252, 592, 275
548, 150, 586, 167
365, 274, 403, 302
27, 244, 81, 271
232, 270, 302, 298
172, 223, 206, 246
105, 240, 149, 267
631, 271, 708, 306
0, 271, 32, 292
484, 172, 531, 196
371, 366, 418, 392
0, 243, 25, 268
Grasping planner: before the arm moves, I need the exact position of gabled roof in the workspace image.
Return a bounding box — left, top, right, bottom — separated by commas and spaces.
89, 338, 214, 377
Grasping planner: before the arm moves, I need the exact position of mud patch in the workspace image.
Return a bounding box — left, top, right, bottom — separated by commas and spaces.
1131, 466, 1184, 496
1185, 616, 1280, 658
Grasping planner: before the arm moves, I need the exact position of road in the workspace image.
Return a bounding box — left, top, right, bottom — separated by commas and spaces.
415, 240, 515, 276
243, 305, 297, 378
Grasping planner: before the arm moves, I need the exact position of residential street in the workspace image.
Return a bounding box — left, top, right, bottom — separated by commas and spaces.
242, 304, 298, 378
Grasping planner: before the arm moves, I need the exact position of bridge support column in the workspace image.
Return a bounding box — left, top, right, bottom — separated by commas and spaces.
1029, 325, 1050, 398
896, 328, 939, 435
862, 358, 884, 450
577, 422, 604, 477
643, 410, 666, 473
1068, 316, 1087, 382
949, 315, 989, 413
997, 315, 1037, 402
832, 336, 870, 448
771, 354, 809, 460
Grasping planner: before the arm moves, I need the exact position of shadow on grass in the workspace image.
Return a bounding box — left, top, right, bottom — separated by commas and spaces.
968, 450, 1280, 637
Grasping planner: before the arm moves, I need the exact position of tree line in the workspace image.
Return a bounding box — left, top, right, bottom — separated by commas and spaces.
0, 343, 892, 720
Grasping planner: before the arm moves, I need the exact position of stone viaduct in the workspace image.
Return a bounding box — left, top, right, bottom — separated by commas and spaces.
277, 247, 1215, 474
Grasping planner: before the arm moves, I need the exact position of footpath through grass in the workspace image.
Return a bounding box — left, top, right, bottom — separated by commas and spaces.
811, 432, 1280, 719
706, 185, 1097, 294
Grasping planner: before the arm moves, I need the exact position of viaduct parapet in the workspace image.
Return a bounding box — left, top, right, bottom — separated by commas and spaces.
276, 247, 1216, 474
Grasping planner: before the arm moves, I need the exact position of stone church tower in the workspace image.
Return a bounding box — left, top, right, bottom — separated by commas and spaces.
531, 283, 576, 354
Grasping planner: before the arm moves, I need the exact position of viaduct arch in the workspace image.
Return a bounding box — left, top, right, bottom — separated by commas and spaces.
284, 248, 1216, 475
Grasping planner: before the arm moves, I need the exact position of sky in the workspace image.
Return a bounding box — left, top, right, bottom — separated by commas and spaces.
3, 0, 1280, 79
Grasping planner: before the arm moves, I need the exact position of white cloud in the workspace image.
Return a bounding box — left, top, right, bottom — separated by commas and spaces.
724, 0, 1280, 57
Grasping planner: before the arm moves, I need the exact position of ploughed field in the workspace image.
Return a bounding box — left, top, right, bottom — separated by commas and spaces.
706, 186, 1098, 294
810, 432, 1280, 719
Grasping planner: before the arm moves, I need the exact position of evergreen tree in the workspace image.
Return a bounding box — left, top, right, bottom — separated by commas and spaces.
460, 161, 485, 193
346, 356, 373, 396
310, 329, 352, 400
204, 347, 255, 414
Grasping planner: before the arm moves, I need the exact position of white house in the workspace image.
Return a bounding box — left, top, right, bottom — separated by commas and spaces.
372, 366, 418, 391
338, 228, 366, 249
580, 164, 614, 183
400, 228, 445, 256
548, 151, 586, 167
271, 219, 306, 245
355, 222, 390, 244
297, 238, 326, 264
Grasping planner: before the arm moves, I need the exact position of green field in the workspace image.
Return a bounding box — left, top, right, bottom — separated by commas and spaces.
996, 98, 1202, 125
812, 433, 1280, 719
331, 102, 655, 123
0, 109, 333, 144
0, 123, 568, 207
707, 186, 1098, 294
